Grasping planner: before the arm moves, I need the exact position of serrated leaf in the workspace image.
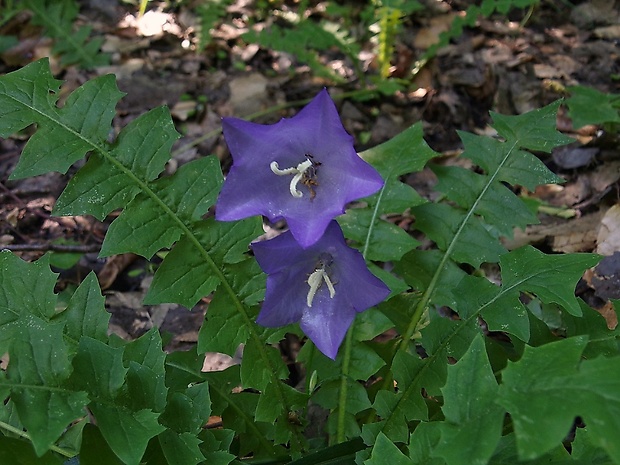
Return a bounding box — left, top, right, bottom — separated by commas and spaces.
490, 100, 574, 152
364, 432, 414, 465
159, 383, 211, 434
197, 289, 249, 356
255, 381, 308, 423
498, 336, 620, 463
90, 403, 165, 465
0, 60, 123, 178
26, 0, 109, 69
71, 337, 127, 399
240, 337, 288, 390
313, 378, 371, 414
53, 105, 179, 220
7, 315, 88, 456
431, 164, 538, 236
499, 246, 600, 317
433, 335, 504, 465
122, 329, 168, 412
53, 272, 108, 343
145, 218, 261, 308
413, 203, 507, 267
158, 430, 205, 465
0, 252, 57, 352
361, 122, 438, 180
338, 209, 418, 261
566, 86, 620, 128
458, 133, 563, 191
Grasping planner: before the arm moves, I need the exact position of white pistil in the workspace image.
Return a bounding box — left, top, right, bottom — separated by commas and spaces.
270, 159, 313, 198
306, 266, 336, 307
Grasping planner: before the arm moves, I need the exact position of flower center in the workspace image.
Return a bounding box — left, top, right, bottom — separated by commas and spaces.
270, 154, 320, 199
306, 254, 336, 307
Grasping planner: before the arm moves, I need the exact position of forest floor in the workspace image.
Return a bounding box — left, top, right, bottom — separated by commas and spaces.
0, 0, 619, 357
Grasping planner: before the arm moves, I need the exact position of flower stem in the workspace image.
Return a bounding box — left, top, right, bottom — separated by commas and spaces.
336, 320, 355, 443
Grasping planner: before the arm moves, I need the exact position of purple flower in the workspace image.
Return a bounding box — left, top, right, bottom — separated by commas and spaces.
216, 89, 384, 248
252, 221, 390, 360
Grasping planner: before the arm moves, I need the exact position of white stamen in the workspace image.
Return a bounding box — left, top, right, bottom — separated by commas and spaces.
270, 159, 313, 198
306, 267, 336, 307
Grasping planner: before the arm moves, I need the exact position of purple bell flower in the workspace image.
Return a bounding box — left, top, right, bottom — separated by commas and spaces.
252, 221, 390, 360
216, 89, 384, 248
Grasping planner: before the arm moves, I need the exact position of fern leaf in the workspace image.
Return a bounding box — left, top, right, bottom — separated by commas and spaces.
26, 0, 110, 68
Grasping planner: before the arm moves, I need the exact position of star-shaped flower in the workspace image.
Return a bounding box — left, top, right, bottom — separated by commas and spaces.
216, 89, 384, 248
252, 221, 390, 359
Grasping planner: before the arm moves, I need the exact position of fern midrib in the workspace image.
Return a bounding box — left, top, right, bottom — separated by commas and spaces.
398, 139, 520, 351
11, 93, 303, 449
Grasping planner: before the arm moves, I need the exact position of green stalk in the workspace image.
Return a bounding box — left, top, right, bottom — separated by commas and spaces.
0, 420, 75, 458
335, 180, 386, 442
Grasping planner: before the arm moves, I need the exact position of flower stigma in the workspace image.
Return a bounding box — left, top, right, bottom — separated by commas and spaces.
270, 154, 320, 199
306, 254, 336, 307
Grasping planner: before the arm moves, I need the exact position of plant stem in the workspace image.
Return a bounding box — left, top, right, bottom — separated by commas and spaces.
335, 321, 355, 443
0, 420, 75, 458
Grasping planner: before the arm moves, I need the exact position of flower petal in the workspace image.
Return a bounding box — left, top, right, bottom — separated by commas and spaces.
216, 89, 384, 247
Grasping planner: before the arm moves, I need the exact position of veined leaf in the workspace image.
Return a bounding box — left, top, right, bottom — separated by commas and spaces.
433, 335, 504, 465
498, 336, 620, 463
53, 272, 109, 344
365, 432, 414, 465
7, 315, 89, 456
412, 100, 568, 269
339, 123, 438, 262
0, 252, 57, 353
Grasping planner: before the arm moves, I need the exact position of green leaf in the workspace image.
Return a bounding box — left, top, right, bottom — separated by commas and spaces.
498, 246, 600, 317
79, 424, 125, 465
158, 430, 205, 465
145, 218, 261, 308
197, 289, 249, 356
100, 156, 222, 258
90, 404, 165, 465
53, 272, 109, 343
433, 335, 504, 465
25, 0, 109, 68
566, 86, 620, 128
55, 106, 180, 219
498, 336, 620, 463
71, 337, 127, 399
7, 315, 88, 456
490, 100, 574, 153
241, 337, 288, 390
414, 203, 507, 267
1, 61, 123, 178
313, 378, 371, 414
0, 252, 57, 352
122, 329, 168, 412
338, 209, 418, 261
431, 164, 538, 236
159, 382, 211, 434
0, 436, 63, 465
408, 422, 444, 465
364, 432, 414, 465
458, 133, 563, 191
361, 122, 438, 180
